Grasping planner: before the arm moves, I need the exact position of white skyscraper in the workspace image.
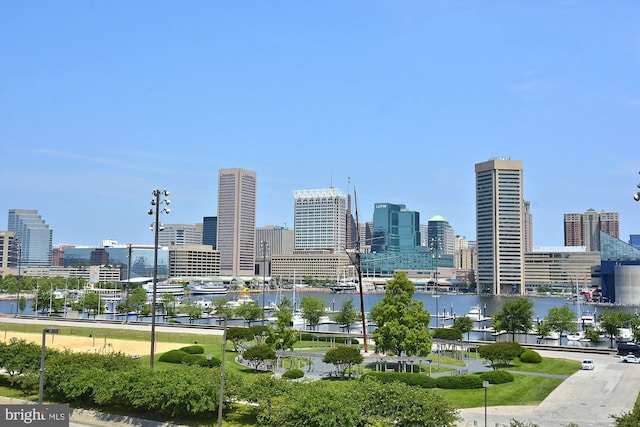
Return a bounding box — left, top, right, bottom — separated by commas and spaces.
217, 168, 256, 276
293, 188, 346, 252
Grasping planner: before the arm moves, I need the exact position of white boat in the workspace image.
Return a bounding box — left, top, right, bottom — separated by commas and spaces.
618, 328, 634, 342
330, 282, 357, 293
225, 294, 256, 309
142, 282, 185, 297
186, 282, 228, 295
544, 331, 560, 340
467, 305, 482, 320
567, 331, 585, 341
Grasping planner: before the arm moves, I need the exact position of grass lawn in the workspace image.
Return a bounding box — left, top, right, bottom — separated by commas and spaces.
507, 356, 581, 375
436, 374, 564, 408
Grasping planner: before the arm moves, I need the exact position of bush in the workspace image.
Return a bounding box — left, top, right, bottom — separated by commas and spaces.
158, 349, 187, 364
436, 375, 484, 389
179, 345, 204, 354
519, 349, 542, 364
433, 327, 462, 341
479, 370, 514, 384
282, 369, 304, 379
361, 372, 436, 389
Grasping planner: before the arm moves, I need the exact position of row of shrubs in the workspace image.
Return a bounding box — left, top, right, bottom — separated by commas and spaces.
158, 345, 221, 367
361, 369, 515, 389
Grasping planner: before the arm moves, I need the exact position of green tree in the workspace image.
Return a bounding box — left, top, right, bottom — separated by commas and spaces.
300, 296, 326, 330
370, 271, 432, 356
333, 298, 360, 333
274, 298, 293, 329
235, 301, 263, 326
159, 292, 178, 317
492, 297, 534, 341
453, 316, 474, 340
598, 310, 638, 347
226, 327, 255, 352
181, 301, 203, 324
211, 298, 234, 322
478, 342, 523, 369
433, 327, 462, 341
322, 346, 363, 378
243, 344, 276, 371
545, 305, 577, 336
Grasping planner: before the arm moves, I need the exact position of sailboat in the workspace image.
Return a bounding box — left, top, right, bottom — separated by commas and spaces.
567, 278, 585, 341
291, 271, 306, 330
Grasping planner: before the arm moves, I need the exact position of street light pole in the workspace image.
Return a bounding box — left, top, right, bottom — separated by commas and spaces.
39, 327, 59, 404
430, 237, 441, 371
260, 240, 269, 325
148, 189, 170, 369
217, 315, 228, 427
15, 241, 22, 317
483, 380, 489, 427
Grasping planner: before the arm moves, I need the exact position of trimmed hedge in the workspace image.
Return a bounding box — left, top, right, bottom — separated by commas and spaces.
519, 349, 542, 364
158, 349, 188, 364
479, 370, 514, 384
158, 349, 220, 367
361, 372, 436, 389
282, 369, 304, 379
436, 375, 484, 389
180, 345, 205, 354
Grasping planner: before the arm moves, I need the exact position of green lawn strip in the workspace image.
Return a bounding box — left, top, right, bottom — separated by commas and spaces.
507, 357, 580, 375
436, 374, 563, 408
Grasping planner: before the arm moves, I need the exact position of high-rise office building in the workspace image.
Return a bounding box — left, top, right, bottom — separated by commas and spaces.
475, 158, 525, 295
255, 225, 294, 276
427, 215, 454, 255
202, 216, 217, 249
371, 203, 421, 254
8, 209, 53, 268
564, 209, 619, 251
158, 224, 203, 247
0, 231, 17, 273
345, 194, 357, 250
293, 188, 346, 252
217, 168, 257, 276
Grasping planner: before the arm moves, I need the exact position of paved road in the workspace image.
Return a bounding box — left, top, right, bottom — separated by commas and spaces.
457, 350, 640, 427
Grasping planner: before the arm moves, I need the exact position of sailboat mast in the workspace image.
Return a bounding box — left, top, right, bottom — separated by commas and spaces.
353, 187, 368, 352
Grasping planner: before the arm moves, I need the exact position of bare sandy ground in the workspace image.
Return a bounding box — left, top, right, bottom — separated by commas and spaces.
0, 331, 185, 357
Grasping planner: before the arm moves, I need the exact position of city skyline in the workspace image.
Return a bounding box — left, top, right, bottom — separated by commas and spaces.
1, 2, 638, 247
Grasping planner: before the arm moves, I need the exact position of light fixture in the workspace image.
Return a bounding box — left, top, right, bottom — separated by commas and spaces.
148, 188, 170, 369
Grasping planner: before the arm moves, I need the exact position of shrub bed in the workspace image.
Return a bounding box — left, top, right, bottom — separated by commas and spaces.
361, 372, 436, 389
180, 345, 205, 354
479, 370, 514, 384
282, 369, 304, 379
436, 375, 484, 389
519, 349, 542, 364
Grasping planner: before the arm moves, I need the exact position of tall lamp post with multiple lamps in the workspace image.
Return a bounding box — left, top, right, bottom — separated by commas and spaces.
430, 236, 442, 371
148, 189, 170, 369
634, 170, 640, 202
260, 240, 269, 325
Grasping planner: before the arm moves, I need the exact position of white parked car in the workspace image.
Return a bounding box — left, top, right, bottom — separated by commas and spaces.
620, 354, 640, 364
581, 359, 595, 370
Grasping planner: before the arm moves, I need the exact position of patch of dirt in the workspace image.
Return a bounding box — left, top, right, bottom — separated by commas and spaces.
0, 332, 185, 357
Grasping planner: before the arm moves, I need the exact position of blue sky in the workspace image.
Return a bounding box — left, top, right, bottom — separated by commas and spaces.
1, 1, 638, 247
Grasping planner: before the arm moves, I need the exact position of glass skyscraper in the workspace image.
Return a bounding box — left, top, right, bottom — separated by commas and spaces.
8, 209, 52, 268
